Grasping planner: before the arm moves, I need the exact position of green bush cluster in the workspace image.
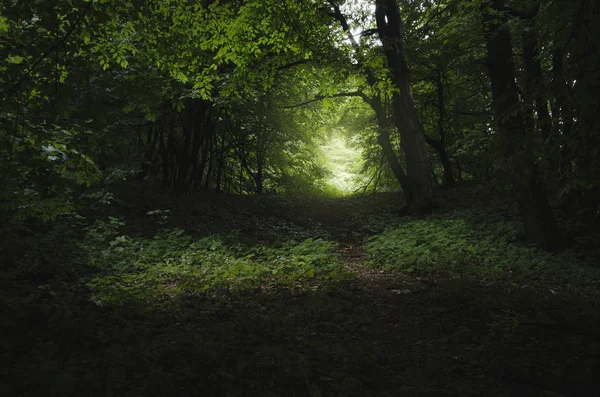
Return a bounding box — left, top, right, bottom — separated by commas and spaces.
364, 209, 600, 295
83, 218, 353, 307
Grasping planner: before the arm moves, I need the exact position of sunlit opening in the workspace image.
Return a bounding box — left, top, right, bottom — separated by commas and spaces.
320, 134, 362, 194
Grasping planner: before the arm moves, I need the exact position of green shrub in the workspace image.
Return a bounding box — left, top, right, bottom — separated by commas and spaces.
364, 208, 600, 295
82, 220, 354, 307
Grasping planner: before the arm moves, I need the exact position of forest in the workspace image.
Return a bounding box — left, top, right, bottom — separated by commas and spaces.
1, 0, 600, 396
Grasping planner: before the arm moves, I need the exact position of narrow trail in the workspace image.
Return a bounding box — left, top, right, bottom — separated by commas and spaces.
336, 240, 411, 296
295, 193, 423, 296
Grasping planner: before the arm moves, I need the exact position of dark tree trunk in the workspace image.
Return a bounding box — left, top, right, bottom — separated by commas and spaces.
522, 30, 553, 140
215, 157, 223, 193
425, 135, 454, 189
169, 99, 215, 192
521, 27, 562, 184
165, 116, 177, 188
137, 124, 160, 181
482, 0, 562, 250
195, 116, 212, 190
424, 69, 455, 188
551, 48, 576, 176
158, 127, 170, 185
455, 159, 464, 182
175, 107, 193, 191
369, 96, 412, 196
189, 101, 206, 191
375, 0, 435, 212
255, 161, 264, 194
435, 70, 455, 188
203, 126, 217, 191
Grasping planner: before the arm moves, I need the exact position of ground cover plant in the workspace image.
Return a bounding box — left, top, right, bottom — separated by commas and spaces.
365, 207, 600, 297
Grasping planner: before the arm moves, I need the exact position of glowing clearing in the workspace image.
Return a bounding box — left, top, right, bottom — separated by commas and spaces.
320, 136, 361, 194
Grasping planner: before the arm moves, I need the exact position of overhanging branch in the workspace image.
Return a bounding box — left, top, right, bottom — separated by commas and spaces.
3, 1, 93, 97
279, 91, 370, 109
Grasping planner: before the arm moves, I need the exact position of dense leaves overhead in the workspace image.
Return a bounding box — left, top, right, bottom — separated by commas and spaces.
1, 0, 599, 236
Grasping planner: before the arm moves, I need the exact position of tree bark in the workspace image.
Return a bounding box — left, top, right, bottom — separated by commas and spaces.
375, 0, 435, 212
425, 135, 454, 189
368, 95, 412, 196
255, 158, 264, 194
158, 126, 170, 185
137, 124, 160, 181
522, 29, 553, 141
482, 0, 562, 250
455, 159, 463, 182
328, 1, 429, 211
424, 69, 455, 188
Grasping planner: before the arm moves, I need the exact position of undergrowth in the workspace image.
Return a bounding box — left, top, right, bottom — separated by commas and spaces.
364, 208, 600, 297
82, 216, 354, 309
4, 191, 600, 397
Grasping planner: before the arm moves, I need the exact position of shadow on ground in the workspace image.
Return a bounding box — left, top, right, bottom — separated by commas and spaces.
3, 277, 600, 397
3, 184, 600, 397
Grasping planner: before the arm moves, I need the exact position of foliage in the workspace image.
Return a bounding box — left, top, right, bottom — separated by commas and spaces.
82, 219, 353, 308
2, 1, 600, 394
365, 207, 600, 296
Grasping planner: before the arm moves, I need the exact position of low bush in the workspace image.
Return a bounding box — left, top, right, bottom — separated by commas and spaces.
364, 208, 600, 296
82, 218, 354, 308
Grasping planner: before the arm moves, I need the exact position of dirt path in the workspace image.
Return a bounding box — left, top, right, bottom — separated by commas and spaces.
336, 240, 420, 296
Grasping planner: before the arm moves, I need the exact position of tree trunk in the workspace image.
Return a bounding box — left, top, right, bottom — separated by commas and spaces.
215, 158, 223, 193
551, 48, 577, 177
424, 69, 455, 188
137, 124, 159, 181
375, 0, 435, 212
195, 117, 212, 191
165, 116, 177, 188
435, 69, 455, 187
255, 162, 264, 194
522, 30, 553, 140
158, 127, 170, 185
482, 0, 562, 250
369, 95, 412, 196
425, 135, 454, 188
455, 159, 463, 182
522, 24, 560, 182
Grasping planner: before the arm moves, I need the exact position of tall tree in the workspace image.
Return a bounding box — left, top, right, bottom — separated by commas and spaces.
326, 0, 434, 212
374, 0, 435, 211
481, 0, 562, 249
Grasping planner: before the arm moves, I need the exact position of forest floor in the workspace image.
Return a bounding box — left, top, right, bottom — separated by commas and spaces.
2, 183, 600, 397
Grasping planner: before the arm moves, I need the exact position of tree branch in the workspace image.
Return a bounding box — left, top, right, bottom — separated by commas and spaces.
276, 59, 309, 71
326, 0, 359, 47
502, 4, 540, 20
280, 91, 369, 109
3, 1, 93, 97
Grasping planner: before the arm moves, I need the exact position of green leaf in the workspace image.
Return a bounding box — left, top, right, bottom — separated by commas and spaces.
7, 55, 24, 64
0, 15, 8, 36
